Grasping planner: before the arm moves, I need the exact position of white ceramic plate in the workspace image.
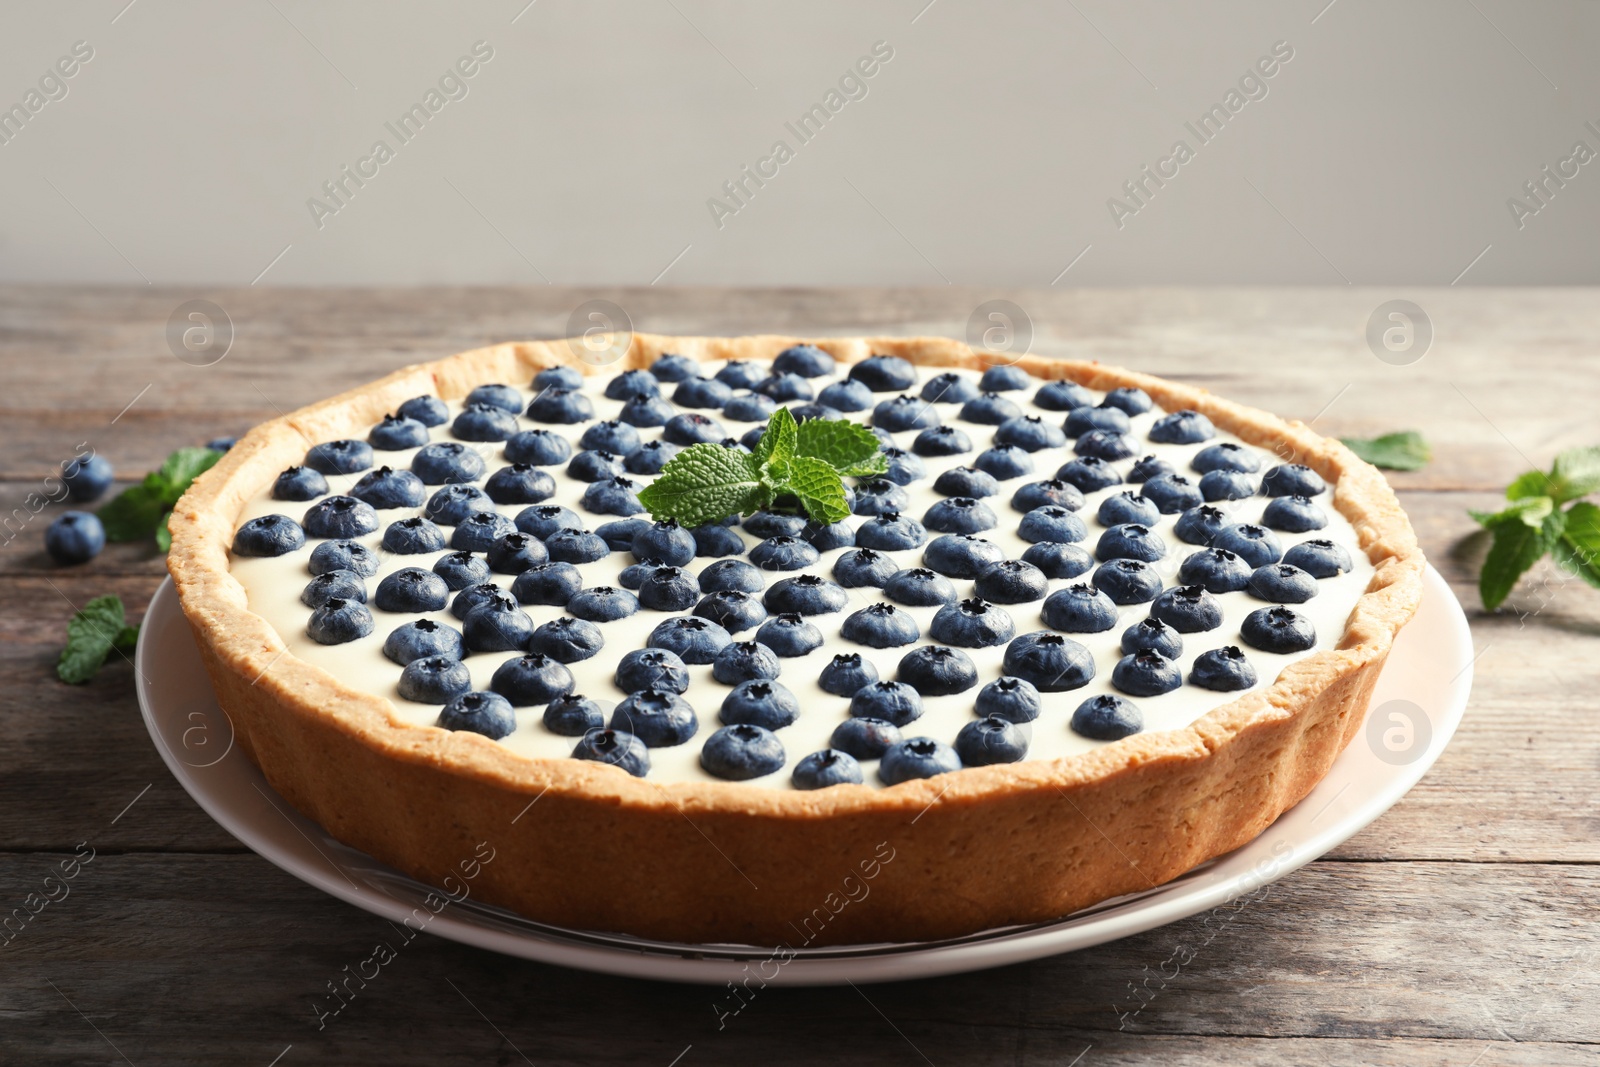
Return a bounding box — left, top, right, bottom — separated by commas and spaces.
137, 565, 1470, 986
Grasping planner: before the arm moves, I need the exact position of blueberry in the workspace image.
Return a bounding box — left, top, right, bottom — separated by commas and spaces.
774, 343, 835, 378
850, 354, 917, 392
450, 583, 508, 621
618, 559, 662, 590
991, 416, 1064, 454
526, 387, 594, 424
528, 617, 605, 663
1150, 585, 1223, 633
1101, 387, 1153, 415
568, 448, 622, 483
1033, 380, 1095, 411
648, 353, 697, 382
1212, 524, 1282, 568
449, 511, 514, 553
1021, 541, 1095, 580
1071, 694, 1143, 740
1064, 405, 1132, 437
272, 466, 329, 501
1121, 617, 1184, 659
595, 518, 651, 552
1283, 538, 1354, 578
1097, 491, 1161, 528
514, 504, 582, 539
854, 513, 927, 552
1055, 457, 1121, 494
960, 392, 1023, 425
878, 568, 954, 609
1190, 645, 1259, 691
972, 444, 1034, 481
897, 644, 979, 695
580, 421, 641, 457
613, 688, 700, 747
1093, 558, 1164, 605
594, 369, 653, 401
920, 371, 981, 404
481, 465, 553, 508
1262, 494, 1328, 533
968, 560, 1045, 605
662, 413, 725, 446
880, 447, 926, 485
722, 393, 777, 422
708, 642, 779, 687
504, 429, 572, 466
57, 454, 110, 503
611, 650, 692, 699
398, 655, 472, 704
1260, 463, 1327, 497
1136, 474, 1200, 514
382, 617, 465, 665
1174, 505, 1230, 546
1073, 430, 1136, 463
649, 614, 732, 663
572, 728, 651, 777
1177, 548, 1251, 593
488, 532, 550, 575
802, 520, 856, 551
1010, 479, 1084, 514
438, 691, 518, 740
461, 383, 522, 414
849, 680, 923, 727
619, 394, 676, 428
233, 514, 306, 557
922, 497, 996, 536
1148, 409, 1215, 445
743, 535, 817, 571
302, 568, 367, 609
1248, 563, 1319, 603
45, 511, 105, 565
1096, 523, 1165, 563
762, 575, 846, 616
1242, 605, 1317, 653
755, 373, 814, 403
304, 439, 373, 476
373, 568, 448, 613
485, 652, 574, 706
975, 676, 1042, 723
922, 534, 1004, 579
411, 443, 485, 486
567, 586, 640, 623
637, 566, 700, 612
701, 723, 785, 780
451, 403, 518, 442
841, 603, 921, 648
1019, 505, 1087, 545
853, 478, 911, 516
672, 376, 733, 409
872, 395, 938, 433
580, 476, 644, 517
398, 395, 449, 427
1128, 455, 1177, 484
381, 517, 447, 555
366, 415, 430, 451
754, 613, 823, 657
309, 539, 378, 577
911, 425, 972, 459
879, 737, 961, 784
928, 598, 1014, 649
1040, 583, 1118, 633
1112, 649, 1182, 697
543, 694, 606, 736
346, 467, 424, 512
699, 559, 765, 594
934, 467, 1001, 500
1004, 630, 1097, 691
623, 441, 682, 476
307, 598, 375, 644
792, 749, 864, 789
831, 717, 903, 760
303, 496, 379, 540
419, 486, 487, 528
1187, 442, 1256, 475
812, 379, 876, 412
818, 652, 879, 697
833, 547, 901, 588
742, 511, 807, 539
1200, 469, 1256, 502
719, 679, 798, 729
978, 365, 1030, 392
955, 715, 1029, 766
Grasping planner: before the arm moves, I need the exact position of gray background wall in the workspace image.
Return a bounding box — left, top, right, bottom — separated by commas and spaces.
3, 0, 1598, 287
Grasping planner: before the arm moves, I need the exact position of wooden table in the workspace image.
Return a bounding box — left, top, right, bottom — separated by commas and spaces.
4, 287, 1596, 1066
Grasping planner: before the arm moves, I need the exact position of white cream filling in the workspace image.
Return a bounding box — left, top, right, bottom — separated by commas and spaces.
230, 361, 1372, 789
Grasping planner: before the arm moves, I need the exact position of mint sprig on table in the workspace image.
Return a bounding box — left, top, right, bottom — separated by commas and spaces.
57, 594, 139, 684
1340, 430, 1430, 471
1471, 445, 1600, 610
637, 408, 887, 528
97, 446, 223, 550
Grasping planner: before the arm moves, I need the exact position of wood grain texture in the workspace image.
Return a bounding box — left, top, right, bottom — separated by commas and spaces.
1, 285, 1595, 1064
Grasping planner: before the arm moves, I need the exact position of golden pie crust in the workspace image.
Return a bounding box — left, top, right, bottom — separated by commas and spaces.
167, 334, 1424, 946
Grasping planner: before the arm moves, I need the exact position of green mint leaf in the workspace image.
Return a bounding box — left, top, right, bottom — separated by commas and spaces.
1340, 431, 1430, 471
794, 418, 882, 472
1479, 508, 1564, 611
784, 455, 852, 525
1472, 496, 1553, 529
1553, 501, 1600, 590
57, 595, 128, 684
836, 452, 890, 479
636, 444, 767, 528
156, 447, 223, 505
96, 475, 169, 542
155, 512, 173, 553
114, 625, 140, 651
1505, 469, 1554, 501
1550, 446, 1600, 503
757, 408, 798, 470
